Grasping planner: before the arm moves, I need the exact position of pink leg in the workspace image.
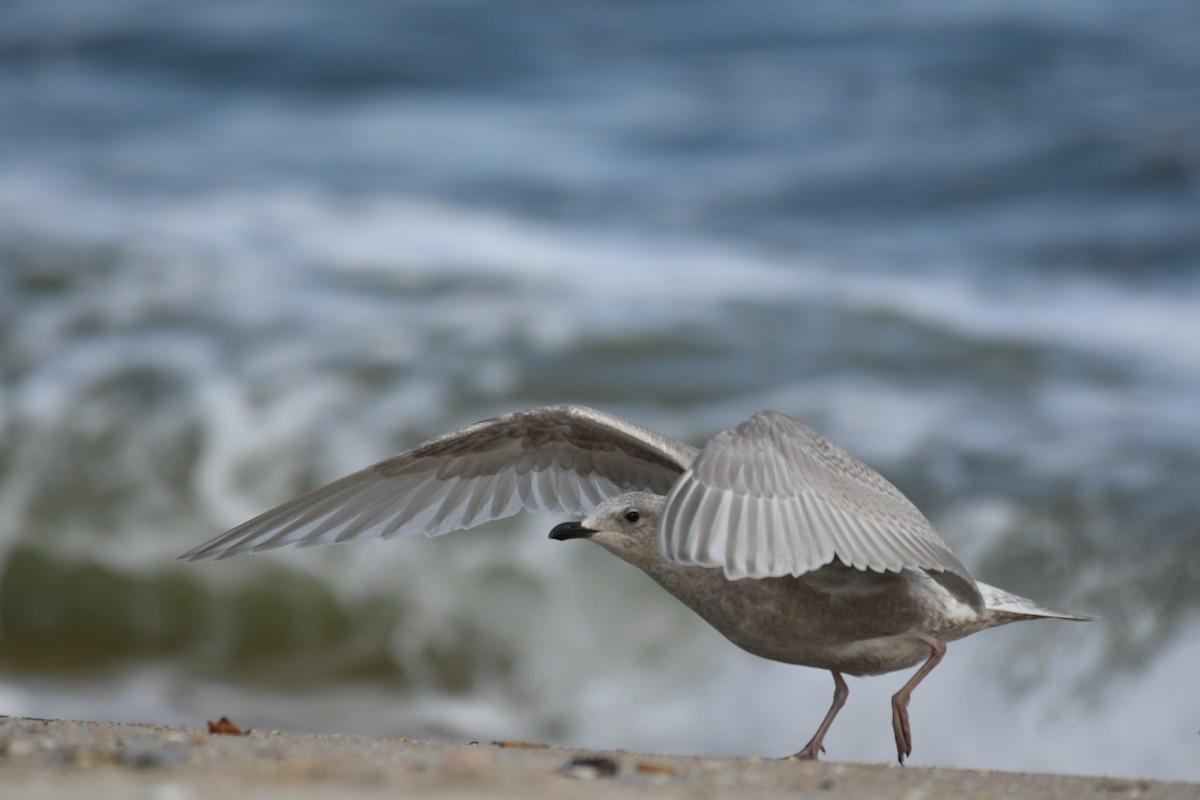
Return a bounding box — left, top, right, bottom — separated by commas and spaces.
789, 671, 849, 761
890, 634, 947, 764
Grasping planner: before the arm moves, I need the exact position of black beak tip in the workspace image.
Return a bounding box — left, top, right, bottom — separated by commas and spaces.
549, 521, 596, 541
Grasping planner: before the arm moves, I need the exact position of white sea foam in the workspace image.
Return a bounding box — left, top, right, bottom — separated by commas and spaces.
2, 0, 1197, 781
4, 170, 1198, 380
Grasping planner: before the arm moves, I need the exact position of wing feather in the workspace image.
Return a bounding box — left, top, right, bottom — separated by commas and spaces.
460, 471, 499, 528
182, 404, 694, 561
489, 470, 519, 519
660, 410, 975, 590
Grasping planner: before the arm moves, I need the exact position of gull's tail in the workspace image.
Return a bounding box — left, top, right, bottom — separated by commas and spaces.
976, 581, 1096, 623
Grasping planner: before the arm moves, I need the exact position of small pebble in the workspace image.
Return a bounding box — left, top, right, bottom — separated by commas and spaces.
561, 756, 619, 780
634, 760, 677, 777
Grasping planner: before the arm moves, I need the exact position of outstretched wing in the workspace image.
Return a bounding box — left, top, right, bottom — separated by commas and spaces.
660, 411, 974, 586
182, 404, 695, 561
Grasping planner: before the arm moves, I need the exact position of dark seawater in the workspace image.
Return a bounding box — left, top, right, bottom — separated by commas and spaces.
1, 0, 1198, 781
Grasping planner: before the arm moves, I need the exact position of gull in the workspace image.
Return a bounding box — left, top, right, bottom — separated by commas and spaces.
182, 404, 1092, 763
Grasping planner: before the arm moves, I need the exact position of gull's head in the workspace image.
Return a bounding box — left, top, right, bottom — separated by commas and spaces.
549, 492, 664, 570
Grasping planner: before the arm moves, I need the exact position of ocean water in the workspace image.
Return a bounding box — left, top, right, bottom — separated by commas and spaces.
1, 0, 1199, 782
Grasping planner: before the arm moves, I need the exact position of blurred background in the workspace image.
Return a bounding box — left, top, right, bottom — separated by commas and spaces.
1, 0, 1198, 782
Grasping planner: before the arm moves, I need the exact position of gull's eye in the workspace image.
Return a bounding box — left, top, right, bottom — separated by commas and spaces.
623, 509, 641, 523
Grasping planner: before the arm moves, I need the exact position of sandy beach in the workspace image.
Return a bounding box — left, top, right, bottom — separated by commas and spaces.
0, 715, 1192, 800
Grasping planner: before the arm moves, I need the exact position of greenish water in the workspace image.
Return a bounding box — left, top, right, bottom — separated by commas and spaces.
1, 0, 1198, 781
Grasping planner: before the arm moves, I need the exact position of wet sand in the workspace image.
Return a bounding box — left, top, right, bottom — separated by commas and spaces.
0, 715, 1191, 799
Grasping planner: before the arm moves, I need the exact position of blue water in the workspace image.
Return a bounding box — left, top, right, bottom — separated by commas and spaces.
1, 0, 1198, 782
